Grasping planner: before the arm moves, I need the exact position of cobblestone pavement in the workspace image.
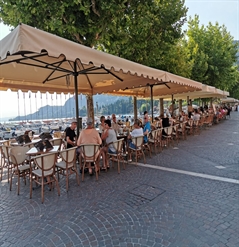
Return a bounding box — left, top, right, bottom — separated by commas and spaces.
0, 112, 238, 247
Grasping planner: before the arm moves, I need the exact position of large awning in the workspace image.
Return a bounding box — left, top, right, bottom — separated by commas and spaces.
221, 97, 239, 103
0, 23, 202, 95
159, 85, 229, 100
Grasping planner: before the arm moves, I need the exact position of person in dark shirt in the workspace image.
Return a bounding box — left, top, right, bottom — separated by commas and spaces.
65, 121, 77, 149
160, 113, 170, 136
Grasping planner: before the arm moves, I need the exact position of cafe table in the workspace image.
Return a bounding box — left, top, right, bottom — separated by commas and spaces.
26, 145, 60, 156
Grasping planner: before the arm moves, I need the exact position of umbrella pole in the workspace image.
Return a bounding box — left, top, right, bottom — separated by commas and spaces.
74, 61, 80, 137
133, 96, 137, 121
150, 85, 154, 121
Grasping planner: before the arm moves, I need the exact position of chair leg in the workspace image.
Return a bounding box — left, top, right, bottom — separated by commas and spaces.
95, 163, 99, 180
75, 166, 80, 186
9, 171, 13, 191
30, 174, 33, 199
41, 177, 44, 203
66, 169, 69, 192
17, 174, 20, 195
54, 175, 60, 196
82, 163, 86, 181
142, 150, 146, 164
0, 164, 3, 181
117, 158, 120, 174
135, 150, 138, 165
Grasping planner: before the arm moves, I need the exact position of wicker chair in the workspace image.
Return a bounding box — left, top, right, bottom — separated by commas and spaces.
107, 138, 126, 174
56, 147, 79, 191
30, 152, 60, 203
128, 135, 145, 165
9, 146, 32, 195
79, 144, 101, 181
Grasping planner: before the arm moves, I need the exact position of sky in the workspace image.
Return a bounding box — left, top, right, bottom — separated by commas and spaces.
0, 0, 238, 121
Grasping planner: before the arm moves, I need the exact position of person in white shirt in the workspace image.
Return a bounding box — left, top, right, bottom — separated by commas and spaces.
192, 109, 201, 121
111, 113, 120, 133
128, 119, 143, 149
101, 119, 117, 168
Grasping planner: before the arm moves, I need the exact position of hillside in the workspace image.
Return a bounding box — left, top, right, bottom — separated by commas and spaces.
10, 94, 130, 121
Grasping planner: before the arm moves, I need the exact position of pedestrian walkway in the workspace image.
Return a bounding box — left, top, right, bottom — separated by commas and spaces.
136, 163, 239, 184
0, 112, 238, 247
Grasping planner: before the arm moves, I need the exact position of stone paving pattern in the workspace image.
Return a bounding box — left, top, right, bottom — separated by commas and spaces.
0, 112, 238, 247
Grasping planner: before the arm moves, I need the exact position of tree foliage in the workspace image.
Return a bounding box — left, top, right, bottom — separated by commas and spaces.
184, 16, 239, 96
0, 0, 187, 67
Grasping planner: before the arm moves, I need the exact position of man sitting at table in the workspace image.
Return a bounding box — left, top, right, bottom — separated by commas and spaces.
65, 121, 77, 149
77, 117, 105, 174
101, 119, 117, 169
128, 119, 143, 149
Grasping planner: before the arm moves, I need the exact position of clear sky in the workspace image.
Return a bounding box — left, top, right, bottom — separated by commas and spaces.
0, 0, 238, 121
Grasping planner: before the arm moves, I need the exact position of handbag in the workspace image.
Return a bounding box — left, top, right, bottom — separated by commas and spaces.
34, 139, 53, 152
34, 140, 45, 152
39, 132, 53, 140
16, 135, 25, 144
43, 139, 53, 151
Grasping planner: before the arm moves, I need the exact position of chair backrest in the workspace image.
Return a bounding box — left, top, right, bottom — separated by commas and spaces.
1, 145, 11, 160
194, 120, 199, 126
80, 144, 100, 161
112, 138, 124, 153
157, 128, 162, 139
164, 126, 173, 135
53, 131, 62, 138
150, 130, 158, 140
34, 152, 57, 171
50, 138, 62, 148
180, 121, 187, 129
188, 119, 194, 126
60, 146, 77, 164
173, 124, 179, 132
10, 146, 29, 165
131, 136, 144, 148
2, 140, 11, 146
155, 120, 162, 128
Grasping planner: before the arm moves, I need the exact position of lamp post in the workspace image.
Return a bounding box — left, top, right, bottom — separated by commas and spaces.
96, 102, 98, 117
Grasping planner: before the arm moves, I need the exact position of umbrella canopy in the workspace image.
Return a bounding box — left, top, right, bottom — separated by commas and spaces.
221, 97, 239, 103
0, 23, 202, 95
160, 85, 229, 100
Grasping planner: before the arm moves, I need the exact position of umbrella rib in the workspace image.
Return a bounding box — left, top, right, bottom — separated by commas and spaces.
42, 60, 65, 84
20, 54, 72, 74
101, 65, 123, 82
0, 52, 48, 65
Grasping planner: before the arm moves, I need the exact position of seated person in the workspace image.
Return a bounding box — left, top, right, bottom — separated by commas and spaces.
128, 119, 143, 149
65, 121, 77, 149
98, 115, 105, 135
77, 117, 105, 174
143, 111, 148, 125
160, 113, 170, 136
111, 114, 120, 133
161, 114, 170, 128
101, 119, 117, 168
143, 115, 151, 143
192, 109, 201, 121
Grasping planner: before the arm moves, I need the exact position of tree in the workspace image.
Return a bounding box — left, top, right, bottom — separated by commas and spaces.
0, 0, 187, 66
184, 16, 239, 93
156, 40, 192, 78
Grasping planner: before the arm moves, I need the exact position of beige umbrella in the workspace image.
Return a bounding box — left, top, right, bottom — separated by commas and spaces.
221, 97, 239, 103
161, 85, 229, 100
0, 23, 202, 125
